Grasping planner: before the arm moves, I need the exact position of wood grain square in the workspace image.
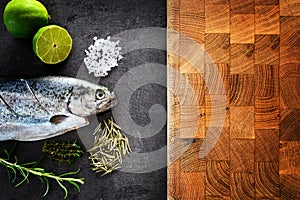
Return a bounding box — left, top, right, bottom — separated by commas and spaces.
280, 0, 300, 16
206, 161, 230, 197
255, 64, 279, 98
280, 63, 300, 77
181, 73, 205, 106
280, 17, 300, 46
230, 14, 254, 44
280, 109, 300, 141
167, 0, 180, 30
255, 35, 280, 65
179, 57, 204, 74
280, 46, 300, 71
169, 137, 181, 164
229, 74, 254, 106
255, 129, 279, 162
180, 13, 205, 44
230, 139, 255, 172
280, 76, 300, 108
255, 65, 280, 128
167, 53, 179, 72
168, 161, 180, 199
280, 141, 300, 175
180, 106, 206, 138
168, 93, 180, 162
280, 174, 300, 200
182, 72, 205, 87
205, 94, 230, 128
255, 97, 280, 129
255, 6, 280, 34
205, 4, 230, 33
205, 63, 230, 95
179, 139, 205, 172
172, 71, 204, 105
255, 162, 280, 198
255, 0, 279, 5
180, 172, 205, 200
231, 172, 255, 200
205, 34, 230, 63
168, 95, 180, 138
231, 0, 254, 14
230, 44, 254, 74
230, 106, 254, 139
180, 0, 204, 13
206, 128, 230, 160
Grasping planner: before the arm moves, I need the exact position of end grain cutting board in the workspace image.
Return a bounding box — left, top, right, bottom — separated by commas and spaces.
167, 0, 300, 199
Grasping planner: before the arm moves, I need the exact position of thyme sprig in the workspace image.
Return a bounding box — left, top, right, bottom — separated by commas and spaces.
42, 140, 83, 166
88, 117, 131, 176
0, 149, 84, 199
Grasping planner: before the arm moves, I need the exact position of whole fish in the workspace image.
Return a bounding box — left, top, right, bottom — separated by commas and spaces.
0, 76, 117, 141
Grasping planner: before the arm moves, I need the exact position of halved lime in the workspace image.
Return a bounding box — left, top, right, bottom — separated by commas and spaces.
33, 25, 72, 64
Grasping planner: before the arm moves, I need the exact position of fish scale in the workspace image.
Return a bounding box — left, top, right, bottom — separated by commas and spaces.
0, 79, 50, 123
26, 78, 73, 115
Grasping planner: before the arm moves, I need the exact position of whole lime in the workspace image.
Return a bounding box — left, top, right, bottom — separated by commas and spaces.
3, 0, 49, 39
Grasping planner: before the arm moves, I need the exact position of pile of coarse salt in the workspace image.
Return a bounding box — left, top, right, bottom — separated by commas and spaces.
84, 36, 123, 77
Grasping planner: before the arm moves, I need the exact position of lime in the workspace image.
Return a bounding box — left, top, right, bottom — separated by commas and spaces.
33, 25, 73, 64
4, 0, 49, 39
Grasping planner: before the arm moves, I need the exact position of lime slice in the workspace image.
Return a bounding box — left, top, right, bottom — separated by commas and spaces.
33, 25, 72, 64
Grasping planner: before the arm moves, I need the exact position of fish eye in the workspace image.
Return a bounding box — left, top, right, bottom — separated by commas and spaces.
95, 89, 105, 100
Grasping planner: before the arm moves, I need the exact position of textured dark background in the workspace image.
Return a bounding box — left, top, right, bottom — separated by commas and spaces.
0, 0, 166, 199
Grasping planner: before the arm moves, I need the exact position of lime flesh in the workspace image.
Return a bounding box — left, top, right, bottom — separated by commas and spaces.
33, 25, 72, 64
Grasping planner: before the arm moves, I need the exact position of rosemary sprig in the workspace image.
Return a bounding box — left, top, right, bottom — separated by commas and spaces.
42, 140, 83, 166
88, 117, 131, 176
0, 150, 84, 199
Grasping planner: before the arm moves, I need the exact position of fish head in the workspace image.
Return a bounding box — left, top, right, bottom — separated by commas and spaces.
67, 85, 117, 117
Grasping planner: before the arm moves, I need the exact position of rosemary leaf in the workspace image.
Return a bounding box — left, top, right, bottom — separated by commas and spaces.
69, 180, 81, 193
43, 178, 50, 197
59, 168, 81, 177
56, 179, 68, 199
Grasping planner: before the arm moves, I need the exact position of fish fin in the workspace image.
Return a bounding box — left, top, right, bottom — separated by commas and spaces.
50, 115, 69, 124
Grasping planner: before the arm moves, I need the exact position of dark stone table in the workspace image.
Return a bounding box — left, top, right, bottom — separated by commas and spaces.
0, 0, 166, 199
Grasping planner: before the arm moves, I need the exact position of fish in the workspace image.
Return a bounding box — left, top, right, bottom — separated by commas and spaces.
0, 76, 117, 141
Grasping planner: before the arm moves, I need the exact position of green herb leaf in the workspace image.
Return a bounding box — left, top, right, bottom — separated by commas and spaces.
59, 168, 80, 177
56, 179, 68, 199
43, 178, 50, 197
69, 180, 81, 192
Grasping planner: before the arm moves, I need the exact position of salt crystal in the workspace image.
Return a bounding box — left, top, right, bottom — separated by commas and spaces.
84, 36, 122, 77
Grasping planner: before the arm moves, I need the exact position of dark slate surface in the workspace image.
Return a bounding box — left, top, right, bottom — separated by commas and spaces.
0, 0, 166, 199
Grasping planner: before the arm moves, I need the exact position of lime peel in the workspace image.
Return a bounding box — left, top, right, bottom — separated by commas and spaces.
4, 0, 49, 39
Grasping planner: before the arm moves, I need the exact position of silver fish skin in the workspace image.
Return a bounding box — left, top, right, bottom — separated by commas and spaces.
0, 76, 117, 141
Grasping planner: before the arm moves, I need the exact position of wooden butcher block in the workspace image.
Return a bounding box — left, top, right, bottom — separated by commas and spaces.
167, 0, 300, 199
